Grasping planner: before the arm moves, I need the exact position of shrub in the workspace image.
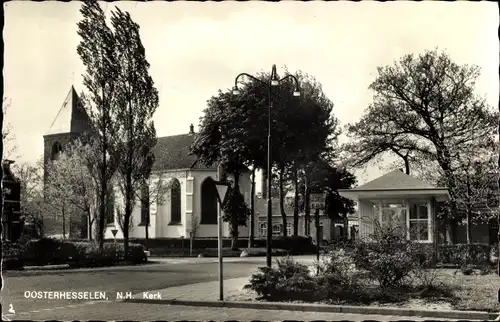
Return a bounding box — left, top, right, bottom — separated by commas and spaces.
438, 244, 491, 267
352, 226, 420, 289
244, 256, 317, 301
460, 264, 475, 275
315, 248, 362, 301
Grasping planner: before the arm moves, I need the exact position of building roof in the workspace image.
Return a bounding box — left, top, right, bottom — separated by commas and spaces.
351, 169, 439, 191
151, 133, 216, 171
45, 86, 92, 136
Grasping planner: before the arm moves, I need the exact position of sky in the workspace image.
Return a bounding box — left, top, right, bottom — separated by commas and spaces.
3, 1, 499, 191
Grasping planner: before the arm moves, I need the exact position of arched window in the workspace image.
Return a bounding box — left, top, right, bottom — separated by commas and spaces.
51, 142, 63, 161
170, 179, 181, 224
200, 177, 218, 224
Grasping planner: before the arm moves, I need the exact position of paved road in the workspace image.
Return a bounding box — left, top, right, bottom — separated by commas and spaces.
2, 259, 267, 314
4, 301, 455, 321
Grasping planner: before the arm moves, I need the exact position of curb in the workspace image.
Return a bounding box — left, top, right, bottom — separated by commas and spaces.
122, 298, 497, 320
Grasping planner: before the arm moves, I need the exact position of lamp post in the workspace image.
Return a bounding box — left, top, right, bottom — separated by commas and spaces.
232, 64, 300, 268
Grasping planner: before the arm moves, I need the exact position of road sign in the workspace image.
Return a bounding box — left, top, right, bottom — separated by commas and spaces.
215, 184, 229, 204
310, 193, 325, 210
111, 229, 118, 237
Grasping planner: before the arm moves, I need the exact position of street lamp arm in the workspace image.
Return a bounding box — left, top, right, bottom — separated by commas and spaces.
279, 74, 301, 90
234, 73, 268, 88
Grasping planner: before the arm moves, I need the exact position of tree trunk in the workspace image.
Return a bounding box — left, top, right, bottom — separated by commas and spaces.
304, 175, 310, 237
404, 157, 410, 175
248, 167, 256, 248
279, 163, 287, 237
293, 167, 299, 236
62, 205, 66, 239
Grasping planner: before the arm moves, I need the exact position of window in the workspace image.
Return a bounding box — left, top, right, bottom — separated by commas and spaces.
201, 177, 218, 224
170, 179, 181, 224
140, 184, 150, 225
379, 201, 406, 235
409, 203, 430, 241
286, 223, 293, 236
272, 224, 282, 236
259, 223, 267, 237
51, 142, 63, 161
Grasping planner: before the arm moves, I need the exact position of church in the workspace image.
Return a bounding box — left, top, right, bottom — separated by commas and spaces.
43, 86, 252, 240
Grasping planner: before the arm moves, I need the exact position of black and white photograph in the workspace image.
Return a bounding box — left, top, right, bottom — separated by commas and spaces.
1, 1, 499, 321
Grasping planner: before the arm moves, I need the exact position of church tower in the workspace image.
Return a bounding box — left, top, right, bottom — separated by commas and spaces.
43, 86, 93, 183
43, 86, 93, 237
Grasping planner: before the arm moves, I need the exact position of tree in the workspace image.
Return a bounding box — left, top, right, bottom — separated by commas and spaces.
222, 186, 250, 249
111, 7, 159, 258
345, 49, 497, 243
77, 0, 120, 249
2, 98, 18, 160
13, 158, 46, 238
45, 139, 99, 240
452, 144, 498, 244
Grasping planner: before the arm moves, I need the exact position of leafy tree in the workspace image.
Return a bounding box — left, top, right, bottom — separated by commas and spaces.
77, 0, 120, 249
222, 186, 250, 249
45, 139, 99, 240
111, 7, 159, 258
451, 143, 498, 244
192, 90, 254, 248
345, 49, 497, 243
13, 158, 46, 238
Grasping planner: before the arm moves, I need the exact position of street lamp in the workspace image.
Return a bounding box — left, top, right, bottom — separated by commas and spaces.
232, 64, 301, 268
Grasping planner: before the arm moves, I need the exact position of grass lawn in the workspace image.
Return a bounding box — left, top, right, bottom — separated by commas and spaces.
238, 266, 500, 312
442, 269, 500, 312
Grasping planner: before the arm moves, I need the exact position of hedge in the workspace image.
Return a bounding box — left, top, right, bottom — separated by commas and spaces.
438, 243, 494, 266
119, 235, 316, 255
3, 238, 147, 269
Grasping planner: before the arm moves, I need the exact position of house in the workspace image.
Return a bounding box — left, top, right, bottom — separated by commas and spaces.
43, 86, 252, 240
338, 169, 450, 245
1, 159, 22, 242
252, 192, 335, 243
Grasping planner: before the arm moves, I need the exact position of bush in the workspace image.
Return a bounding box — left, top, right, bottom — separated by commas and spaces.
315, 248, 362, 301
244, 256, 318, 301
352, 226, 420, 289
438, 244, 491, 267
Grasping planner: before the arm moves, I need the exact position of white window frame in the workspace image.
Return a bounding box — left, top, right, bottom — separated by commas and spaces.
286, 222, 293, 236
407, 201, 432, 243
259, 223, 267, 237
376, 200, 432, 243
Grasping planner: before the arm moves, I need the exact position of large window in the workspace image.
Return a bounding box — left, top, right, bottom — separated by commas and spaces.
378, 202, 406, 235
201, 177, 218, 224
170, 179, 181, 224
409, 203, 430, 242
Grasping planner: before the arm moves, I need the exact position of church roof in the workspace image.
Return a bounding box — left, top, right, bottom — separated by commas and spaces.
151, 133, 215, 171
45, 86, 92, 136
351, 169, 438, 191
